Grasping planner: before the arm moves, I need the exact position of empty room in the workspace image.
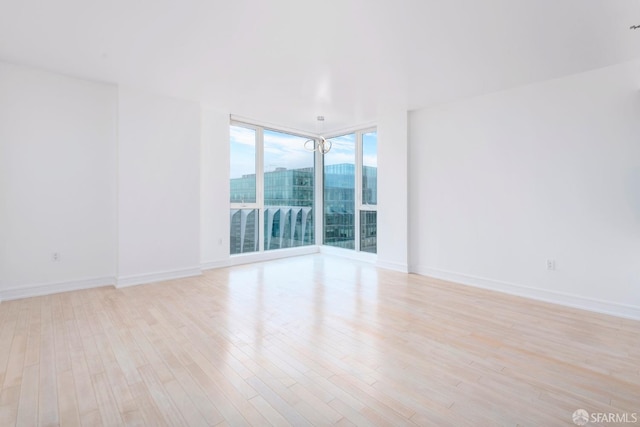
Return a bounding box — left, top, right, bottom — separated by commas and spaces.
1, 1, 639, 426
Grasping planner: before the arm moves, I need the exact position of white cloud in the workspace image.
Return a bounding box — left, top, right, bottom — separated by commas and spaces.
231, 128, 367, 177
230, 125, 256, 146
264, 130, 314, 171
363, 154, 377, 167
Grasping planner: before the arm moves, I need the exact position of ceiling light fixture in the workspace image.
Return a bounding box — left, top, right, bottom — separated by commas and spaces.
304, 116, 332, 154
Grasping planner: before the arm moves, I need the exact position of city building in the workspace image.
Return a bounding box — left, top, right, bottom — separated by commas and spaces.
230, 164, 378, 253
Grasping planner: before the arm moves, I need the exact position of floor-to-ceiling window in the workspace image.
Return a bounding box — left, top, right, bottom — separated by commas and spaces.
229, 124, 259, 254
230, 121, 376, 256
360, 130, 378, 253
323, 128, 377, 253
230, 122, 315, 255
263, 129, 315, 250
323, 134, 356, 249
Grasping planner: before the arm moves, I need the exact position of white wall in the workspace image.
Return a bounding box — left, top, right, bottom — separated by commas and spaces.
377, 110, 409, 272
0, 62, 117, 298
409, 60, 640, 319
200, 106, 231, 267
117, 88, 201, 286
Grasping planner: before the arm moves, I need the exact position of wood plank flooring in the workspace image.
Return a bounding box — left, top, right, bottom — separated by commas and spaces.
0, 254, 638, 426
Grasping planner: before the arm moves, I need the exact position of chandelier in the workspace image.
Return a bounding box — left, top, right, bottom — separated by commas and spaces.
304, 116, 332, 154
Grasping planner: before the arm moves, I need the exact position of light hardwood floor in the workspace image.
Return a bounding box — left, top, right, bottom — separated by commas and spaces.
0, 255, 638, 426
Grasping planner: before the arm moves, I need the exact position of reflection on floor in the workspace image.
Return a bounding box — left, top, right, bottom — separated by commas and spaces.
0, 254, 638, 426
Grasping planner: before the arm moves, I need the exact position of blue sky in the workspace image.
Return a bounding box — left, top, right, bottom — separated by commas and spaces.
230, 125, 377, 178
229, 125, 257, 179
363, 131, 377, 168
264, 129, 314, 173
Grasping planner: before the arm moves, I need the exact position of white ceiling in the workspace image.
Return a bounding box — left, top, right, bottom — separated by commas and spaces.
1, 0, 639, 133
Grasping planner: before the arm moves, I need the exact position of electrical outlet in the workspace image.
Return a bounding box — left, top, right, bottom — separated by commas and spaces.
52, 252, 60, 262
546, 259, 556, 270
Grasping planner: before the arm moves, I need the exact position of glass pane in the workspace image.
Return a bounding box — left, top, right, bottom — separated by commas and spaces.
230, 209, 259, 254
362, 131, 377, 205
323, 134, 355, 249
360, 211, 377, 254
230, 125, 256, 204
263, 129, 315, 250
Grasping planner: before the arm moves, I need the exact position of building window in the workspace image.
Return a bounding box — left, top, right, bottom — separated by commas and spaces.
230, 122, 315, 255
230, 209, 259, 254
230, 125, 256, 204
263, 129, 315, 250
323, 128, 377, 253
230, 125, 258, 254
323, 134, 356, 249
360, 130, 377, 253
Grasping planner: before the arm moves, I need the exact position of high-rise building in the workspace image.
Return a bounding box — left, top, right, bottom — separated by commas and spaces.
230, 164, 377, 254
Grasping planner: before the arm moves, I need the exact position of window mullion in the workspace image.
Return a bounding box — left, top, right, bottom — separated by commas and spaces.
256, 126, 265, 252
230, 203, 259, 208
355, 130, 363, 252
315, 144, 323, 246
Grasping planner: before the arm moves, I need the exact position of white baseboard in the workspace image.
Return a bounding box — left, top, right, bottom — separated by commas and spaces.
203, 246, 386, 272
200, 259, 232, 271
319, 245, 377, 263
226, 246, 320, 268
376, 260, 409, 273
411, 265, 640, 321
116, 266, 202, 288
0, 276, 115, 302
